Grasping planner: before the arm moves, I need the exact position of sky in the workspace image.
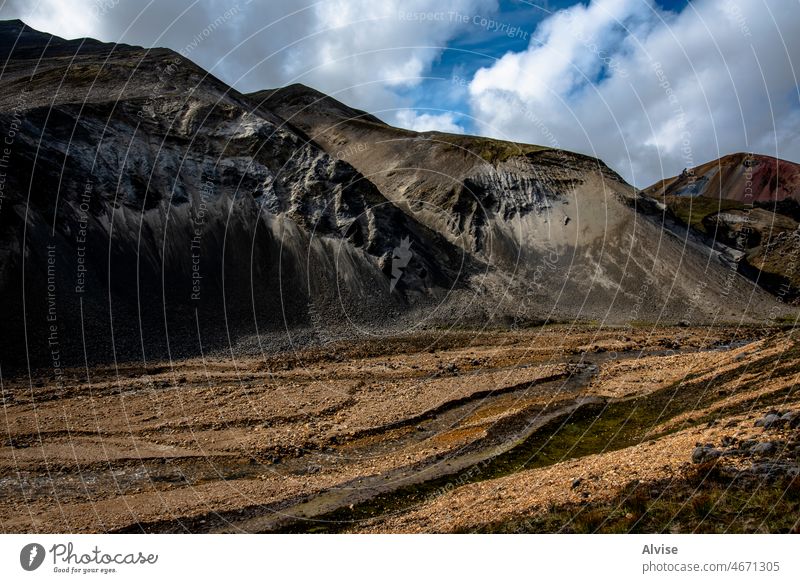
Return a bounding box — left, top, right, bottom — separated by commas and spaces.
1, 0, 798, 187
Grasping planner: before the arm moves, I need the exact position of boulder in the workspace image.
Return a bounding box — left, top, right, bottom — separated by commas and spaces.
755, 414, 781, 428
750, 441, 776, 456
692, 446, 722, 463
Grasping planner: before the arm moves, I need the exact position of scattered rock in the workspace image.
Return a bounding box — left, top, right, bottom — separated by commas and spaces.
692, 446, 721, 463
739, 439, 757, 450
781, 411, 800, 429
750, 441, 776, 456
439, 362, 459, 375
755, 414, 781, 428
749, 461, 800, 479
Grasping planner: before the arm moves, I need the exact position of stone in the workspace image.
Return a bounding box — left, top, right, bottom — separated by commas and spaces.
750, 442, 776, 456
692, 446, 721, 463
755, 414, 781, 428
750, 461, 800, 479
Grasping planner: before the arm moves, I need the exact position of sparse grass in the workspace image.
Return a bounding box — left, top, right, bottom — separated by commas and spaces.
666, 196, 745, 234
628, 320, 659, 328
28, 61, 140, 86
768, 314, 799, 326
478, 466, 800, 534
427, 132, 550, 164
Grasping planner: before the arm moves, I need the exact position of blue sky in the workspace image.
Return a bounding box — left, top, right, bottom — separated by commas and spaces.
402, 0, 694, 136
404, 0, 554, 133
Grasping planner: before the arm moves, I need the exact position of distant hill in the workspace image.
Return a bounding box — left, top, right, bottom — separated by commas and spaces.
641, 152, 800, 203
641, 153, 800, 302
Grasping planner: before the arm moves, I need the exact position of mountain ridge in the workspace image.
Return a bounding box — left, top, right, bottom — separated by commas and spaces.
0, 19, 788, 371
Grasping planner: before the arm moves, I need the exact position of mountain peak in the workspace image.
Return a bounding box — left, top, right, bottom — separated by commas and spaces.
248, 83, 387, 127
0, 18, 146, 62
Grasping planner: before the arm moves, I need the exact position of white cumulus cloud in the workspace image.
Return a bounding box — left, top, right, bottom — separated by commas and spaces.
3, 0, 798, 185
467, 0, 800, 186
394, 110, 466, 133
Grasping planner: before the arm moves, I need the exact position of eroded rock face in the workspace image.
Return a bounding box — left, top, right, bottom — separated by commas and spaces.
0, 20, 786, 369
0, 20, 468, 368
253, 84, 785, 327
252, 84, 630, 260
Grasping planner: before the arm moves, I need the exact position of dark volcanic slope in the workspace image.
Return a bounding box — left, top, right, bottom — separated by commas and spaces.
641, 153, 800, 301
0, 22, 786, 370
0, 20, 470, 369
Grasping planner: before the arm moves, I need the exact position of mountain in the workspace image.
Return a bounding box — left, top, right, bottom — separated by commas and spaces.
252, 84, 784, 317
642, 153, 800, 203
0, 20, 471, 369
0, 21, 785, 369
641, 153, 800, 301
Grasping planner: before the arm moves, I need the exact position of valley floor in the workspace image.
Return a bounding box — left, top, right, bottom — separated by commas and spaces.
1, 325, 799, 533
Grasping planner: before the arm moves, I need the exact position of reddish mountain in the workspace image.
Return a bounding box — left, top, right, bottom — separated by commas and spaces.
642, 152, 800, 203
641, 153, 800, 302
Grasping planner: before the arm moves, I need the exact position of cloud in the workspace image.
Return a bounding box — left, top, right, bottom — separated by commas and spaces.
467, 0, 800, 186
2, 0, 798, 185
394, 110, 465, 133
272, 0, 495, 128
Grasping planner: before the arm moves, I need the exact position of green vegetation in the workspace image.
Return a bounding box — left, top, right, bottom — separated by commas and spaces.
277, 398, 667, 533
428, 133, 550, 164
477, 464, 800, 533
666, 196, 745, 234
